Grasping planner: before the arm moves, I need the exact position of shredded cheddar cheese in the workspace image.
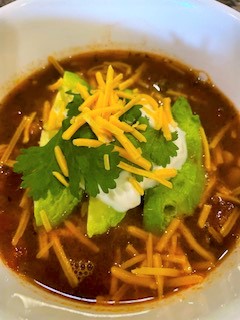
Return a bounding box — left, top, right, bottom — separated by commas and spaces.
146, 233, 153, 267
11, 208, 31, 247
95, 71, 106, 88
111, 266, 157, 290
220, 208, 240, 237
113, 145, 151, 171
128, 176, 144, 196
111, 284, 129, 302
165, 275, 203, 288
131, 266, 182, 277
199, 126, 211, 171
73, 138, 103, 148
126, 244, 139, 257
156, 218, 181, 252
50, 233, 79, 288
78, 91, 100, 112
134, 123, 147, 131
12, 190, 31, 246
209, 122, 231, 149
48, 78, 63, 91
40, 210, 52, 233
179, 222, 215, 262
118, 63, 146, 91
109, 247, 122, 296
22, 112, 37, 144
62, 116, 86, 140
198, 204, 212, 228
48, 56, 64, 75
1, 116, 29, 164
127, 225, 155, 242
36, 228, 51, 259
208, 226, 223, 244
42, 100, 51, 126
52, 171, 69, 187
64, 220, 99, 253
103, 64, 114, 107
115, 133, 143, 160
121, 254, 146, 270
76, 82, 90, 100
36, 240, 53, 260
118, 161, 176, 188
163, 97, 177, 128
54, 145, 69, 177
104, 153, 110, 171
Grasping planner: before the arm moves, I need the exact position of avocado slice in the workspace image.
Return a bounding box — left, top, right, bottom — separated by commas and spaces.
87, 197, 126, 237
34, 188, 81, 227
143, 97, 206, 234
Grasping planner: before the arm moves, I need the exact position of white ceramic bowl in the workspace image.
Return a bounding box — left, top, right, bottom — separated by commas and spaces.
0, 0, 240, 319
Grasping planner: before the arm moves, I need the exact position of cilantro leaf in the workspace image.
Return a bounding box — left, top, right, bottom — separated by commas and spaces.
65, 143, 121, 197
141, 127, 178, 167
14, 94, 83, 201
14, 130, 64, 201
119, 105, 142, 124
65, 93, 83, 119
120, 115, 179, 168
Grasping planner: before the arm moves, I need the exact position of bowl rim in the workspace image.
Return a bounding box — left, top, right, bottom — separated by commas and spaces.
1, 0, 240, 319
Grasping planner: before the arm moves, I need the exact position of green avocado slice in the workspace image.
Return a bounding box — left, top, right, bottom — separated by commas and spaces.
34, 188, 81, 227
87, 197, 126, 238
143, 97, 206, 234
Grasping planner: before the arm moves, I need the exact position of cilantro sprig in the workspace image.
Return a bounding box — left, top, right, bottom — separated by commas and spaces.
14, 94, 121, 200
14, 129, 65, 200
140, 123, 178, 167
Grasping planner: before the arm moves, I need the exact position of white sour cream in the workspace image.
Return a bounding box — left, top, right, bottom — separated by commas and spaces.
97, 126, 187, 212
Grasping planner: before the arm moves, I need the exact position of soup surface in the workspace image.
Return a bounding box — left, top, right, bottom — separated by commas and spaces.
0, 51, 239, 305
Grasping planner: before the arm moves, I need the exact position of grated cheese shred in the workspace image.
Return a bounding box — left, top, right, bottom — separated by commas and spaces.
198, 204, 212, 228
199, 127, 211, 171
54, 146, 69, 177
73, 138, 103, 148
22, 112, 37, 144
220, 208, 240, 237
103, 153, 110, 171
40, 210, 52, 233
128, 176, 144, 196
48, 56, 64, 75
50, 233, 79, 288
118, 161, 175, 188
36, 228, 52, 259
52, 171, 69, 187
12, 190, 31, 246
1, 116, 29, 165
64, 220, 99, 253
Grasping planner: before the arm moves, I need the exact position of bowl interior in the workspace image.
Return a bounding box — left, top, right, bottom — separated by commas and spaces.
0, 0, 240, 319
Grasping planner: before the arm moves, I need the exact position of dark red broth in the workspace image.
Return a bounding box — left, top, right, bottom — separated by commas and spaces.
0, 51, 239, 304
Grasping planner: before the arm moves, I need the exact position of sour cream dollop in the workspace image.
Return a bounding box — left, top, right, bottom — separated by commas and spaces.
97, 126, 187, 212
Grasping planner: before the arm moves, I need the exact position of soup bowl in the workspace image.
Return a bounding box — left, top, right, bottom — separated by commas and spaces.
0, 0, 240, 319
